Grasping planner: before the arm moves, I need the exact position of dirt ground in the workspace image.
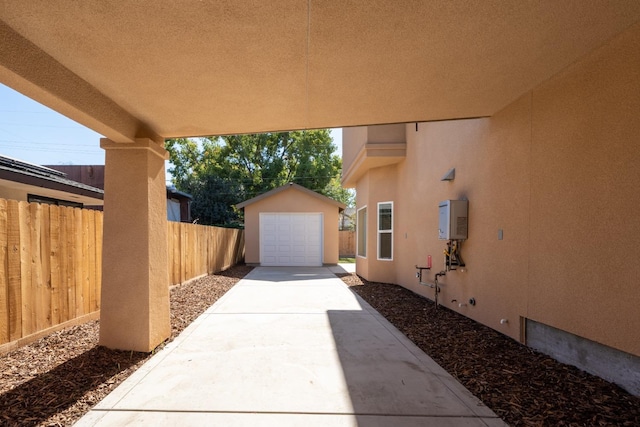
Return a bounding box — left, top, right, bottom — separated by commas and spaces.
339, 273, 640, 427
1, 266, 638, 426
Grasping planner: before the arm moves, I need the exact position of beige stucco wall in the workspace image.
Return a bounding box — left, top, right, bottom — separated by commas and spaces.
355, 173, 369, 279
350, 22, 640, 357
243, 187, 341, 265
0, 185, 27, 201
367, 124, 406, 144
99, 139, 170, 352
342, 126, 368, 178
356, 166, 398, 285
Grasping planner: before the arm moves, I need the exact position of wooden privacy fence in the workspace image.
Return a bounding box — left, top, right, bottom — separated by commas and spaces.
339, 230, 356, 257
168, 222, 245, 286
0, 198, 245, 351
0, 199, 103, 348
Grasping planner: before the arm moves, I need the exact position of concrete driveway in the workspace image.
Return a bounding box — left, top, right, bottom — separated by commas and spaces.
76, 266, 506, 426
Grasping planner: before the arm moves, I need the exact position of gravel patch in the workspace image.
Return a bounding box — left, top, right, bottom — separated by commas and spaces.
0, 265, 252, 427
338, 273, 640, 426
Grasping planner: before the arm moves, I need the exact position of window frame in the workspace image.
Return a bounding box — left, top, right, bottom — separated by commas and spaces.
377, 201, 393, 261
27, 193, 83, 208
356, 206, 367, 258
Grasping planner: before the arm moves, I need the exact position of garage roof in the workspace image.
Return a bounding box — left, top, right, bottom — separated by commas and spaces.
236, 183, 345, 211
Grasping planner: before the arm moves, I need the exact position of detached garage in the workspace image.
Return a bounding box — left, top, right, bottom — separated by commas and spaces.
237, 183, 346, 266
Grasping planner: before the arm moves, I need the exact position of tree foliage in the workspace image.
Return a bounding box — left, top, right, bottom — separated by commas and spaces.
166, 130, 354, 226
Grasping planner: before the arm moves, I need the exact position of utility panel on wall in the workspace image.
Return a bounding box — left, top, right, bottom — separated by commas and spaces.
438, 200, 468, 240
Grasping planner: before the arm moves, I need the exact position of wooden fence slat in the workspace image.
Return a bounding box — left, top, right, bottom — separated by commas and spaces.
167, 222, 172, 283
40, 204, 52, 329
199, 225, 205, 276
221, 229, 228, 271
7, 200, 21, 341
222, 229, 229, 270
59, 206, 70, 323
188, 225, 194, 280
192, 225, 197, 277
73, 208, 84, 316
19, 202, 33, 337
237, 229, 245, 264
208, 228, 214, 271
80, 209, 88, 314
49, 206, 61, 325
213, 228, 221, 273
171, 222, 179, 284
0, 199, 8, 344
85, 209, 95, 313
166, 222, 172, 283
95, 211, 103, 311
66, 207, 76, 320
210, 228, 216, 274
30, 203, 46, 332
181, 224, 187, 284
197, 225, 201, 276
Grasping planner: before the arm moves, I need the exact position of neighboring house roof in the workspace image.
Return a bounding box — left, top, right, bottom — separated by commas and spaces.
166, 185, 193, 201
45, 164, 193, 201
0, 155, 104, 200
44, 164, 105, 190
236, 183, 345, 211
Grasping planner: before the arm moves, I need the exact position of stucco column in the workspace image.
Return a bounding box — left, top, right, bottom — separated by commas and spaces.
99, 138, 170, 352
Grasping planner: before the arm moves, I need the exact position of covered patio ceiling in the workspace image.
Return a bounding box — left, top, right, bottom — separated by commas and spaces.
1, 1, 640, 143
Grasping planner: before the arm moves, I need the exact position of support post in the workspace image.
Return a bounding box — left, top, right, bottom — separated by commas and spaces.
99, 138, 170, 352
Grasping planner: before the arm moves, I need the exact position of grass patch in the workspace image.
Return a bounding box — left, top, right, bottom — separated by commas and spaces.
339, 257, 356, 263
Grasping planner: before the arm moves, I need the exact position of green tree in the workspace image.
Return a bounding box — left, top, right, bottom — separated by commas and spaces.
166, 130, 349, 226
324, 176, 356, 230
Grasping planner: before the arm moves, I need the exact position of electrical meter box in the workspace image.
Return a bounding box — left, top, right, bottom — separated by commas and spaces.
438, 200, 468, 240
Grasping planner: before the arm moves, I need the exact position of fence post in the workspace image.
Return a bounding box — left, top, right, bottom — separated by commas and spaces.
0, 199, 8, 344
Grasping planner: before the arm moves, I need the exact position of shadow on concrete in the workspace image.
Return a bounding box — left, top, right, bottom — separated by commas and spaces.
328, 266, 356, 277
243, 267, 340, 283
326, 303, 501, 426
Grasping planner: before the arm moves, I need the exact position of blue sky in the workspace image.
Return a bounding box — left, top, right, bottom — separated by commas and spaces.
0, 83, 343, 170
0, 84, 104, 165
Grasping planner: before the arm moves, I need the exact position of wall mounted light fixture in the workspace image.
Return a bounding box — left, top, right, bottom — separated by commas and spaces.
441, 168, 455, 181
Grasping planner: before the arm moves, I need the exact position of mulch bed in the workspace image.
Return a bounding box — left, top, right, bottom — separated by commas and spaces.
0, 265, 253, 427
338, 273, 640, 427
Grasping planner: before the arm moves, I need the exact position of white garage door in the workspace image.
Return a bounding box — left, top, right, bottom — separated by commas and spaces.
260, 213, 323, 266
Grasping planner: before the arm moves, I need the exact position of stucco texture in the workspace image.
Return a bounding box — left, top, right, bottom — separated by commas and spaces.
240, 185, 343, 266
349, 22, 640, 357
4, 2, 640, 141
99, 140, 170, 352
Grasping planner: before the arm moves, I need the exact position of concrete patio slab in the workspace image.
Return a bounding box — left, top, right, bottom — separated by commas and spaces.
76, 266, 505, 426
212, 283, 363, 313
77, 411, 507, 427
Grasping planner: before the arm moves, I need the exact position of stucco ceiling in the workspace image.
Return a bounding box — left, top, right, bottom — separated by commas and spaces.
1, 1, 639, 143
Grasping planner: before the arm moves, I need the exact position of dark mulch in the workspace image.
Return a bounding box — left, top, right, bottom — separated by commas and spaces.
0, 265, 253, 427
338, 273, 640, 427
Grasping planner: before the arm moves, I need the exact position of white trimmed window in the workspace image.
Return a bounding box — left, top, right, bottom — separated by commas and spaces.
357, 206, 367, 257
377, 202, 393, 260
